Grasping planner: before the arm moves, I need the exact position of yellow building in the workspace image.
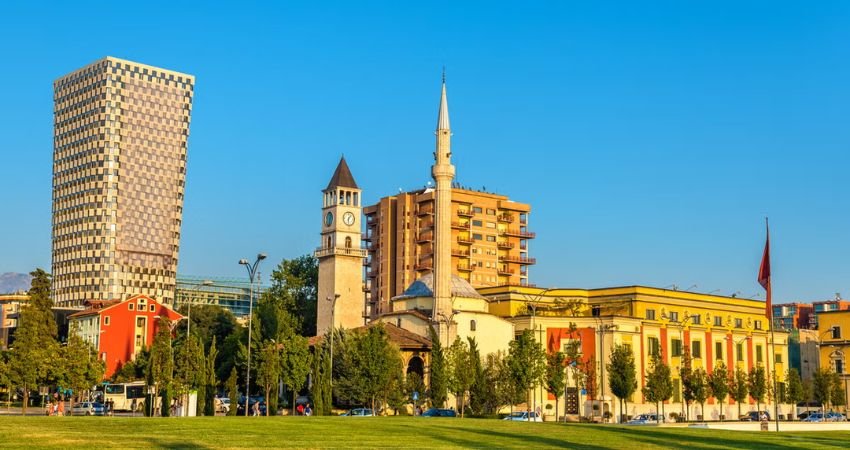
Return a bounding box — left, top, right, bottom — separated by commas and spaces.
0, 293, 29, 350
364, 188, 533, 319
480, 285, 790, 421
816, 310, 850, 409
52, 57, 194, 307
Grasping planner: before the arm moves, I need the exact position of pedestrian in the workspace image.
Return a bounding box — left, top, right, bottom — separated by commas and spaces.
57, 399, 65, 416
46, 401, 52, 416
305, 403, 312, 416
252, 401, 260, 417
131, 398, 137, 415
296, 403, 304, 416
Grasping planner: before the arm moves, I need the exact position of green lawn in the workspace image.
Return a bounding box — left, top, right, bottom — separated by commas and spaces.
1, 416, 849, 449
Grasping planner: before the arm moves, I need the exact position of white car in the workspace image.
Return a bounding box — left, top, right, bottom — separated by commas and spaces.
503, 411, 542, 422
215, 397, 230, 414
626, 413, 662, 425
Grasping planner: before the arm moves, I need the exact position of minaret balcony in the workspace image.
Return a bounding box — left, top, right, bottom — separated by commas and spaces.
314, 246, 368, 259
501, 229, 536, 239
499, 255, 536, 265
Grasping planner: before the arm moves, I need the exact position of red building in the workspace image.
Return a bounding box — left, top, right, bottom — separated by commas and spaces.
68, 294, 183, 378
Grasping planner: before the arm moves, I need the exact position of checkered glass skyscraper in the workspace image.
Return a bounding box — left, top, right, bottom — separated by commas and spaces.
52, 57, 194, 307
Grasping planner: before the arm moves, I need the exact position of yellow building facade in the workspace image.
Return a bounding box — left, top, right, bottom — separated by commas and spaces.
480, 285, 790, 421
816, 310, 850, 409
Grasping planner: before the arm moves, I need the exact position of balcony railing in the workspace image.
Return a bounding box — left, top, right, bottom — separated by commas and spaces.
496, 240, 514, 249
315, 247, 368, 259
500, 255, 537, 264
498, 267, 515, 275
362, 233, 372, 241
457, 236, 474, 245
420, 222, 434, 231
497, 213, 514, 223
415, 262, 433, 271
452, 248, 470, 257
451, 221, 470, 229
417, 232, 433, 243
501, 229, 536, 239
457, 209, 474, 217
417, 207, 434, 216
457, 264, 474, 272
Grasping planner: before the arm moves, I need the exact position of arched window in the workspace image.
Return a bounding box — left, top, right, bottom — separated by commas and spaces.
353, 192, 359, 206
346, 191, 351, 205
345, 236, 352, 248
470, 319, 477, 331
326, 236, 332, 249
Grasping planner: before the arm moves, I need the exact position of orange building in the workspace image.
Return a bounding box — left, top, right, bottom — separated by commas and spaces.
69, 294, 182, 378
364, 187, 533, 318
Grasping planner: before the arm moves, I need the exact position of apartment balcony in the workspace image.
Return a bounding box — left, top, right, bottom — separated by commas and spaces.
457, 209, 474, 217
501, 229, 536, 239
417, 207, 434, 217
314, 247, 368, 259
497, 213, 514, 223
451, 221, 470, 229
417, 232, 433, 244
498, 267, 515, 276
457, 236, 474, 245
496, 240, 514, 249
362, 282, 371, 292
500, 255, 537, 264
457, 264, 474, 272
452, 248, 470, 257
367, 270, 378, 278
420, 221, 434, 232
362, 233, 372, 241
415, 261, 433, 271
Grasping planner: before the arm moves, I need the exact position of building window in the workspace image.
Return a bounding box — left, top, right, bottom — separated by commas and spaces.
833, 327, 841, 339
345, 236, 352, 248
648, 337, 660, 357
669, 311, 679, 322
486, 208, 496, 215
128, 303, 134, 310
470, 320, 477, 331
735, 318, 743, 328
645, 309, 656, 320
692, 341, 701, 358
672, 339, 682, 357
775, 353, 783, 364
473, 233, 483, 240
754, 320, 762, 330
104, 316, 110, 326
149, 305, 155, 312
136, 317, 145, 327
835, 359, 845, 374
472, 207, 483, 214
486, 235, 496, 242
736, 343, 744, 361
756, 345, 763, 363
714, 316, 723, 327
472, 220, 483, 227
715, 342, 723, 360
691, 315, 701, 325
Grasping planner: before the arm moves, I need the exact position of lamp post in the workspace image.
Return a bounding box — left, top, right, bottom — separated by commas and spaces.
186, 280, 214, 337
326, 294, 340, 390
662, 312, 697, 421
239, 253, 266, 415
436, 309, 459, 345
592, 313, 617, 423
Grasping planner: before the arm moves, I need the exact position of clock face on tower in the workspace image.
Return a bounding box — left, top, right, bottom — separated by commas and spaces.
325, 211, 334, 227
343, 212, 356, 226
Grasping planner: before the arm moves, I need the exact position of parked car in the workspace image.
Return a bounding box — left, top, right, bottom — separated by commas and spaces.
739, 411, 770, 421
420, 408, 457, 417
626, 413, 662, 425
797, 411, 815, 420
341, 408, 374, 417
803, 412, 846, 422
71, 401, 105, 416
503, 411, 542, 422
215, 397, 230, 414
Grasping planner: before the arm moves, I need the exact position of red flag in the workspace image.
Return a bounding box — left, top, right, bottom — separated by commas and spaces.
758, 221, 771, 319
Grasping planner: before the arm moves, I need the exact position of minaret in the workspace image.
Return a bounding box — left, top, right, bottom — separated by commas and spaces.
432, 71, 455, 332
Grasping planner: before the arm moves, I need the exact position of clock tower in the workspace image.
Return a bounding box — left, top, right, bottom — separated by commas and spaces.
316, 156, 367, 335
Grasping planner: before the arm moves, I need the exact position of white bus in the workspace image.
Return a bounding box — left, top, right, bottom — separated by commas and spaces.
103, 381, 146, 411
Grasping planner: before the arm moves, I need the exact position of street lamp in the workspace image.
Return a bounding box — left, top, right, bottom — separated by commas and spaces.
327, 294, 340, 390
436, 309, 459, 345
592, 312, 617, 422
186, 280, 214, 337
239, 253, 266, 415
662, 312, 698, 421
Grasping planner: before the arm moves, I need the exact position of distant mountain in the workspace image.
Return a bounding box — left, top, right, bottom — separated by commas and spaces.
0, 272, 32, 294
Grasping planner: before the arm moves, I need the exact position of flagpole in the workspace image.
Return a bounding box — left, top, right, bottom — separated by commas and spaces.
763, 217, 780, 432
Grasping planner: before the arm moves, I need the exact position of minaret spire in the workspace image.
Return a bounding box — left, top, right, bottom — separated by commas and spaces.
431, 70, 456, 344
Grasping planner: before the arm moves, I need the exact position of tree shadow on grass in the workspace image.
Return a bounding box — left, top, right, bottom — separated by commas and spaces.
602, 426, 849, 450
139, 436, 214, 449
431, 424, 610, 449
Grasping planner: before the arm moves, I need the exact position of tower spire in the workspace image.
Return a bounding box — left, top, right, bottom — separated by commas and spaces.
437, 70, 450, 131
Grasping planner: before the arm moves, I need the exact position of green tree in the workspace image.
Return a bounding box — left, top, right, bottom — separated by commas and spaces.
545, 351, 567, 422
226, 367, 238, 416
707, 361, 729, 421
506, 330, 547, 418
785, 369, 804, 421
113, 348, 150, 382
748, 366, 767, 415
264, 255, 318, 337
679, 348, 695, 421
57, 331, 105, 412
280, 333, 312, 415
642, 350, 673, 423
310, 340, 332, 416
406, 371, 426, 411
9, 269, 59, 413
256, 340, 281, 416
147, 317, 174, 417
690, 368, 709, 421
830, 371, 845, 409
427, 326, 448, 407
448, 337, 475, 417
812, 368, 832, 409
202, 337, 218, 416
174, 334, 205, 416
607, 344, 638, 423
729, 367, 749, 419
466, 337, 486, 416
336, 325, 402, 413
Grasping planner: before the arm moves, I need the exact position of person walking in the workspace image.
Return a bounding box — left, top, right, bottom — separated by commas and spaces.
305, 403, 312, 416
252, 401, 260, 417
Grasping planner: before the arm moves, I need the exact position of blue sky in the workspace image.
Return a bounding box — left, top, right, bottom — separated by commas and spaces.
1, 1, 848, 301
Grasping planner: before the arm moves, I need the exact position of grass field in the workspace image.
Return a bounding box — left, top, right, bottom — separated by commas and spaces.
1, 416, 849, 449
